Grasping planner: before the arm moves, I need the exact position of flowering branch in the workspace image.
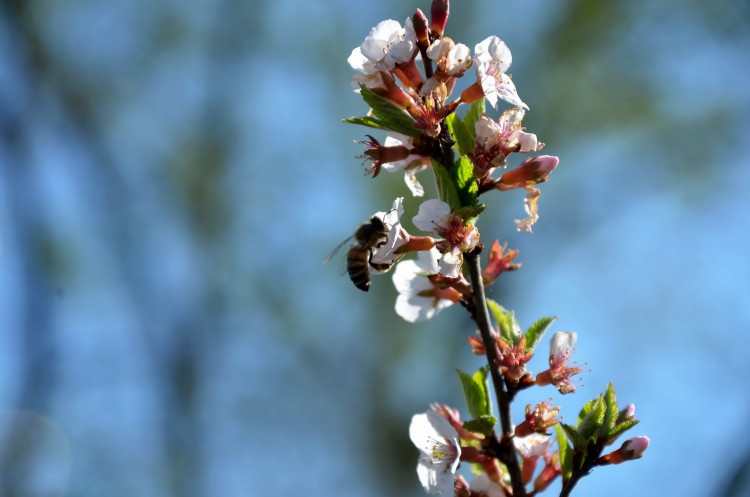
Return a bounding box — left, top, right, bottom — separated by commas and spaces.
465, 247, 526, 497
330, 1, 649, 495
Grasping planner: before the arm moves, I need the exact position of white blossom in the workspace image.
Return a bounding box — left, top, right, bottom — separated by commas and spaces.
392, 249, 456, 322
409, 409, 462, 496
473, 36, 528, 110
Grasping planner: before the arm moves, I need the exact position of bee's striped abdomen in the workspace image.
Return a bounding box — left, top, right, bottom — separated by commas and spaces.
347, 245, 372, 291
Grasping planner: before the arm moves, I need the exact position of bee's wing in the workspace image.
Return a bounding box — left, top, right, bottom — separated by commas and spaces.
323, 235, 354, 264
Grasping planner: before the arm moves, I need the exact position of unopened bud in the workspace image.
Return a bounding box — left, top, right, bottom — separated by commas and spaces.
412, 9, 430, 47
599, 436, 650, 465
498, 155, 559, 191
430, 0, 449, 38
621, 436, 650, 459
617, 403, 636, 423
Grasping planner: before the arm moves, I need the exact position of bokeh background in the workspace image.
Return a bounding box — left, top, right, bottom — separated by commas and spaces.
1, 0, 749, 496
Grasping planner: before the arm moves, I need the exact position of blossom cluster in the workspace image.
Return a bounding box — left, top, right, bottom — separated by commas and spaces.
332, 1, 649, 495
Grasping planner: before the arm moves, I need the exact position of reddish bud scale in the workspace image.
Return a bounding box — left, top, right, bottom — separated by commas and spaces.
533, 455, 561, 492
482, 240, 520, 285
459, 81, 486, 105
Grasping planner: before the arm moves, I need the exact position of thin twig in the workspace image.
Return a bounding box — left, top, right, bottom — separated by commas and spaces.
465, 248, 526, 497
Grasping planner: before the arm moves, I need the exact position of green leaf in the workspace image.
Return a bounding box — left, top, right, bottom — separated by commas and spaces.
602, 383, 619, 434
342, 116, 399, 133
524, 316, 556, 352
577, 398, 597, 425
463, 98, 485, 136
555, 425, 573, 481
432, 159, 462, 211
353, 85, 422, 137
450, 155, 479, 208
457, 367, 493, 419
463, 415, 498, 437
486, 300, 522, 345
445, 99, 484, 158
577, 396, 606, 443
608, 419, 639, 441
445, 114, 472, 157
455, 204, 486, 222
560, 422, 582, 449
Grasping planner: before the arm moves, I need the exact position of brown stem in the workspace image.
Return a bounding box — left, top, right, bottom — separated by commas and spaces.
465, 249, 526, 497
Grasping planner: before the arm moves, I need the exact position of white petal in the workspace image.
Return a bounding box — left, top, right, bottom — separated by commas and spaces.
360, 19, 403, 61
438, 250, 462, 278
392, 260, 432, 294
405, 168, 425, 197
550, 332, 577, 357
415, 248, 441, 274
495, 73, 528, 110
413, 199, 451, 232
470, 475, 505, 497
514, 433, 553, 459
395, 294, 435, 322
348, 47, 369, 71
475, 35, 512, 72
409, 410, 459, 454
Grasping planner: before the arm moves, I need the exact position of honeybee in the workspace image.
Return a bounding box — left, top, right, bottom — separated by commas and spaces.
325, 215, 394, 292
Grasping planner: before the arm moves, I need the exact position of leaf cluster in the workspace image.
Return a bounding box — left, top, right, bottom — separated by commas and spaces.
556, 383, 640, 480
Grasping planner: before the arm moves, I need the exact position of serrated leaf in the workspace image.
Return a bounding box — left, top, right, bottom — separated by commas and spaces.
455, 204, 486, 223
555, 425, 573, 481
486, 300, 521, 345
451, 155, 478, 208
342, 116, 398, 133
463, 415, 498, 437
432, 159, 462, 211
457, 367, 492, 420
602, 383, 619, 434
524, 316, 556, 352
356, 85, 422, 137
608, 419, 639, 441
445, 113, 473, 157
577, 398, 598, 425
445, 99, 483, 157
463, 98, 485, 136
561, 423, 582, 449
577, 397, 606, 442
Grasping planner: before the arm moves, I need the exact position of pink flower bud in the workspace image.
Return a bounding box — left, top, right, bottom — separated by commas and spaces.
412, 9, 430, 47
621, 436, 650, 459
430, 0, 449, 38
599, 436, 650, 464
498, 155, 559, 191
618, 404, 636, 423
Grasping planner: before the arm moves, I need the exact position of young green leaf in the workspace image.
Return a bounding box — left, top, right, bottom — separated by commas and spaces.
602, 383, 619, 434
463, 415, 498, 437
354, 85, 422, 137
560, 422, 582, 450
577, 396, 606, 443
577, 397, 598, 425
456, 367, 492, 419
608, 419, 640, 442
486, 300, 521, 345
555, 424, 573, 481
455, 204, 486, 222
524, 316, 556, 352
445, 115, 472, 157
445, 98, 484, 157
462, 98, 485, 138
432, 159, 462, 211
451, 155, 478, 208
